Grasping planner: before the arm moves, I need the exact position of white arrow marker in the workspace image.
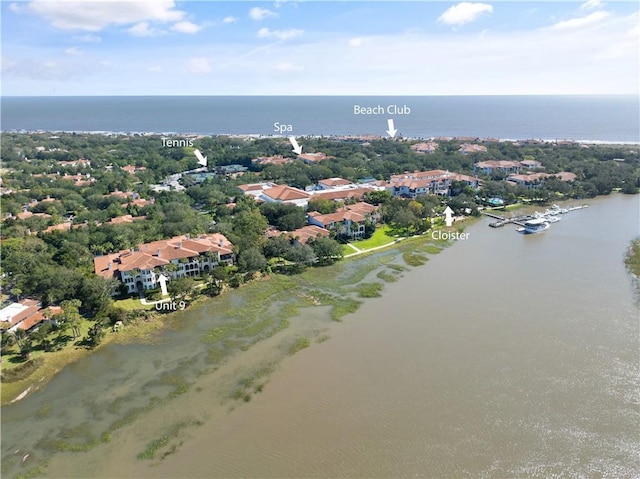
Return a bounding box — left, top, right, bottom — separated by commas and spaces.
386, 119, 398, 138
158, 273, 169, 297
444, 206, 454, 227
289, 136, 303, 155
194, 149, 207, 167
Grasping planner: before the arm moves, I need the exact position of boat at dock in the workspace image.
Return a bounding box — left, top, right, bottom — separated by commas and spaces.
520, 217, 550, 234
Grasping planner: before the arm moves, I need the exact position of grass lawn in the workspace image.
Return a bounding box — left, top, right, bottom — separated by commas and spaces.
349, 226, 396, 251
342, 244, 358, 255
113, 297, 153, 311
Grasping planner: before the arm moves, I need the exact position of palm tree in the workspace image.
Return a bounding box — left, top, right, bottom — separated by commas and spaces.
10, 288, 22, 302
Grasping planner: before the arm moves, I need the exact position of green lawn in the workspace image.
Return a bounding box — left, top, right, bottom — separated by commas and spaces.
349, 226, 396, 251
113, 297, 153, 311
342, 243, 358, 255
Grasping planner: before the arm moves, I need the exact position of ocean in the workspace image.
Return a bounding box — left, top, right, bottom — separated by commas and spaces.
1, 95, 639, 142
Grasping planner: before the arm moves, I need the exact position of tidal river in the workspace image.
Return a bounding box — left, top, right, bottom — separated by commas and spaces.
3, 194, 639, 478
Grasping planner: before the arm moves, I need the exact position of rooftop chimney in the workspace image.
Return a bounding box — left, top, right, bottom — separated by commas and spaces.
108, 262, 112, 270
157, 249, 161, 257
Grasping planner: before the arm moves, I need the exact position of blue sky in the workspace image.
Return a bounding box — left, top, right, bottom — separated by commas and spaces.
2, 1, 638, 95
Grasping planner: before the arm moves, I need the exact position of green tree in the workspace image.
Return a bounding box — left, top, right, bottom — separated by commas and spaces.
263, 235, 293, 259
309, 237, 343, 265
307, 197, 338, 214
60, 299, 83, 339
86, 323, 106, 348
230, 208, 269, 252
32, 322, 54, 352
167, 277, 195, 301
284, 243, 316, 270
238, 247, 267, 274
14, 330, 33, 360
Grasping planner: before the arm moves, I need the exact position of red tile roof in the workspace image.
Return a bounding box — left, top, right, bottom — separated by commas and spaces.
318, 178, 353, 187
298, 152, 328, 163
17, 306, 62, 331
286, 225, 330, 244
94, 234, 234, 278
308, 209, 366, 227
262, 185, 310, 202
312, 187, 371, 201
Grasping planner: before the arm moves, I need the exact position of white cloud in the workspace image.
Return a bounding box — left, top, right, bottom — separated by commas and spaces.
257, 28, 303, 41
249, 7, 277, 21
9, 3, 22, 13
170, 21, 202, 34
128, 22, 160, 37
73, 34, 101, 43
349, 37, 366, 47
222, 16, 238, 24
64, 47, 82, 56
275, 62, 303, 72
580, 0, 604, 11
438, 2, 493, 26
147, 65, 163, 73
186, 57, 212, 74
27, 0, 184, 31
4, 8, 636, 96
549, 11, 610, 30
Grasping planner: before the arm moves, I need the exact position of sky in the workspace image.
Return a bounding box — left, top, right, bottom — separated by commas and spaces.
1, 0, 639, 96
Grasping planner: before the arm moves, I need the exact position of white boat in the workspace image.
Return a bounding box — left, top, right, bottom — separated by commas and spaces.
521, 217, 550, 234
545, 215, 561, 223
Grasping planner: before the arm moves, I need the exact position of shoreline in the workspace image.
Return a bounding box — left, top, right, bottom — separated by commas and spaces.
0, 221, 472, 407
2, 130, 639, 145
0, 195, 631, 406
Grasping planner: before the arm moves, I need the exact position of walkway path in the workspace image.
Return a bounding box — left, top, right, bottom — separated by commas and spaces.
343, 237, 404, 258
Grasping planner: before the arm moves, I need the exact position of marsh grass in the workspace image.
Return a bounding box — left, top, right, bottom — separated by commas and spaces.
289, 337, 310, 355
421, 244, 443, 254
387, 263, 407, 272
136, 419, 202, 461
625, 238, 640, 277
230, 362, 276, 402
356, 282, 383, 298
377, 271, 399, 283
1, 358, 44, 383
330, 298, 362, 321
403, 252, 429, 267
37, 423, 100, 453
14, 463, 48, 479
34, 402, 52, 419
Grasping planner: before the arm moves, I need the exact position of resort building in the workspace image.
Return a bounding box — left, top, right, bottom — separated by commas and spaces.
252, 155, 293, 166
520, 159, 543, 170
0, 299, 62, 333
93, 233, 234, 294
474, 160, 522, 175
238, 182, 310, 207
387, 170, 478, 198
307, 202, 379, 240
506, 171, 577, 189
316, 178, 355, 190
298, 152, 329, 164
410, 142, 439, 153
459, 143, 488, 154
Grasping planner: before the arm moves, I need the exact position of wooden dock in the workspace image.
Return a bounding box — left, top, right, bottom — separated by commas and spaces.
483, 211, 527, 227
483, 205, 588, 229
